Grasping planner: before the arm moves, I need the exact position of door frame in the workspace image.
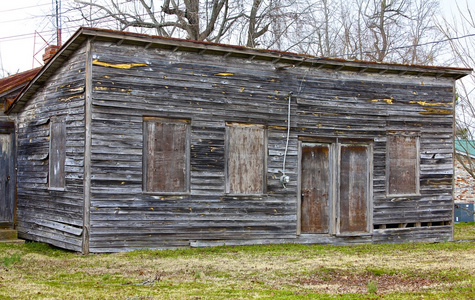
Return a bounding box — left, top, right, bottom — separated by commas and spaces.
0, 121, 15, 228
297, 137, 373, 236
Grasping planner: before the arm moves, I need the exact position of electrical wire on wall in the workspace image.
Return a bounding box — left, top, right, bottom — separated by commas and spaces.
279, 67, 310, 188
280, 91, 292, 188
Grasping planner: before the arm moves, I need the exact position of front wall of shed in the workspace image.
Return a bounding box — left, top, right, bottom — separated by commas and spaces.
15, 44, 87, 251
89, 41, 455, 252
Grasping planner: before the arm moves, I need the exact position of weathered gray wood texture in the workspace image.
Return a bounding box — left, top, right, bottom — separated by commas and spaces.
13, 33, 460, 252
300, 143, 330, 234
85, 40, 456, 252
339, 144, 370, 233
15, 43, 87, 252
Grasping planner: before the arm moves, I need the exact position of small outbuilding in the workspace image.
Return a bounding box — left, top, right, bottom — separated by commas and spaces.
5, 28, 471, 253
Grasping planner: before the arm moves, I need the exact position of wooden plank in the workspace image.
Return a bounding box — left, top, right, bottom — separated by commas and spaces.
34, 219, 83, 236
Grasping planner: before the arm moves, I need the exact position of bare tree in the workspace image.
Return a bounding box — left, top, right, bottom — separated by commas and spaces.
63, 0, 448, 66
67, 0, 282, 47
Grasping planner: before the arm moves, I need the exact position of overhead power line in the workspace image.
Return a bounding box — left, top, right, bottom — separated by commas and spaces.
341, 32, 475, 60
0, 3, 50, 14
0, 15, 45, 25
386, 33, 475, 52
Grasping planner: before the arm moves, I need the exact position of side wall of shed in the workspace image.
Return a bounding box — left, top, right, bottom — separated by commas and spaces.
16, 44, 87, 251
88, 40, 455, 252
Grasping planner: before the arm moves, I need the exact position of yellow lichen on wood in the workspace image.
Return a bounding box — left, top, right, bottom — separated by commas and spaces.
410, 100, 453, 107
92, 59, 148, 69
214, 72, 234, 76
419, 107, 452, 115
59, 95, 82, 102
94, 86, 132, 93
269, 125, 287, 130
371, 97, 394, 104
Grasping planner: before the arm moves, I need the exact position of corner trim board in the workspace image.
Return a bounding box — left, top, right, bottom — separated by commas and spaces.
82, 39, 93, 255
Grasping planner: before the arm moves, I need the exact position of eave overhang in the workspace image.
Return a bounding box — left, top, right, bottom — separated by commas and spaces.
6, 27, 473, 114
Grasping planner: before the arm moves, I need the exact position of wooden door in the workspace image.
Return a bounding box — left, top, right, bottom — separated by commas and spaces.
339, 144, 370, 233
300, 143, 331, 233
0, 133, 13, 225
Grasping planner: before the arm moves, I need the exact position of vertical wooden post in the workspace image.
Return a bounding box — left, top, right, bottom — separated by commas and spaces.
82, 39, 93, 255
451, 80, 456, 242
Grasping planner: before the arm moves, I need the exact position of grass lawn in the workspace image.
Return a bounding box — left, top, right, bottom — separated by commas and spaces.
1, 223, 474, 299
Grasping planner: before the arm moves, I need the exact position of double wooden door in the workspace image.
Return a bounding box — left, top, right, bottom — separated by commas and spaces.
300, 141, 372, 235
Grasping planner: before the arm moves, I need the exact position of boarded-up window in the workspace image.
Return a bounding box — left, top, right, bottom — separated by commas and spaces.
143, 117, 190, 193
387, 134, 419, 195
49, 118, 66, 189
226, 123, 266, 195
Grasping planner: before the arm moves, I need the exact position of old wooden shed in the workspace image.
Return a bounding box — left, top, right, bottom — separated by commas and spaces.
5, 28, 471, 253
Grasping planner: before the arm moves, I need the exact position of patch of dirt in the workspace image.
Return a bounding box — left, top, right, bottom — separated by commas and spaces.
297, 270, 440, 294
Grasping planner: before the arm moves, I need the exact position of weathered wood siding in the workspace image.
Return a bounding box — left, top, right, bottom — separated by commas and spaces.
87, 40, 456, 252
15, 44, 87, 251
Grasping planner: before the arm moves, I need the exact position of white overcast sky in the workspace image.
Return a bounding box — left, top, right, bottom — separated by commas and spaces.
1, 0, 475, 77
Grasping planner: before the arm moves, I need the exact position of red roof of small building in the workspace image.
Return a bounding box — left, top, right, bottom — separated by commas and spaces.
0, 67, 41, 96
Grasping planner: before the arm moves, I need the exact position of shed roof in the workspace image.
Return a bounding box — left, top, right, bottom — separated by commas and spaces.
5, 27, 473, 114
